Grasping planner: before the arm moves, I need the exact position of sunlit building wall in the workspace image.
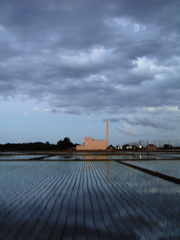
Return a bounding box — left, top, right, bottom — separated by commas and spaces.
146, 144, 157, 150
76, 119, 109, 150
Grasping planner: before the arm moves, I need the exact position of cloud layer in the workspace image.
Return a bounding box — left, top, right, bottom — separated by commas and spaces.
0, 0, 180, 141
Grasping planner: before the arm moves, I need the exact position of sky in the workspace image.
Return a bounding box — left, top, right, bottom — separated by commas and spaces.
0, 0, 180, 147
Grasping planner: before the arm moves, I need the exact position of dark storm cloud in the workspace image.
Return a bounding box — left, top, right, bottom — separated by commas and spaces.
0, 0, 180, 119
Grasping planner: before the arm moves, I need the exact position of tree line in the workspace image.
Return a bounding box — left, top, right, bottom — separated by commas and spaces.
0, 137, 77, 151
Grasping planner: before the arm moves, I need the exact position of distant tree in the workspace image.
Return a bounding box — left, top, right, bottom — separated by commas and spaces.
57, 140, 63, 149
0, 138, 76, 151
122, 144, 130, 150
132, 145, 138, 150
107, 144, 116, 150
164, 144, 172, 149
57, 137, 73, 149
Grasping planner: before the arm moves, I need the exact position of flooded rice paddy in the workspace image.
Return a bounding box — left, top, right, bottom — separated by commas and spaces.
0, 154, 46, 160
0, 152, 177, 161
0, 152, 180, 239
44, 154, 167, 160
0, 153, 180, 240
125, 160, 180, 179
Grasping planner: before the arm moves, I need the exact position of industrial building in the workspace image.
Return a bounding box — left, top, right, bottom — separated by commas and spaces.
146, 144, 157, 150
76, 119, 109, 150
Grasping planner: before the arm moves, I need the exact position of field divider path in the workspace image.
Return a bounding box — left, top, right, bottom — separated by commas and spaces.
102, 162, 164, 237
111, 162, 178, 231
93, 162, 155, 239
111, 161, 179, 235
117, 161, 180, 184
0, 160, 179, 239
98, 161, 179, 237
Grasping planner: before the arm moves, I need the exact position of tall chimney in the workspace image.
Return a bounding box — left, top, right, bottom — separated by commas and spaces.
106, 119, 109, 147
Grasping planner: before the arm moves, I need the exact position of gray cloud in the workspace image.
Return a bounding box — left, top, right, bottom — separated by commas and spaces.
109, 117, 121, 123
125, 118, 175, 130
0, 0, 180, 120
110, 115, 175, 131
116, 124, 143, 137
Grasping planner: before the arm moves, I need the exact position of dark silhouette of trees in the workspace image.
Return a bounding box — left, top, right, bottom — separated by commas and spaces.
57, 137, 74, 149
0, 137, 75, 151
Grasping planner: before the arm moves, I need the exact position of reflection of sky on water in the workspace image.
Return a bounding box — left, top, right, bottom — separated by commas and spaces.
0, 155, 46, 160
45, 154, 168, 160
160, 154, 180, 158
0, 152, 178, 161
125, 160, 180, 179
45, 155, 85, 160
0, 160, 179, 239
